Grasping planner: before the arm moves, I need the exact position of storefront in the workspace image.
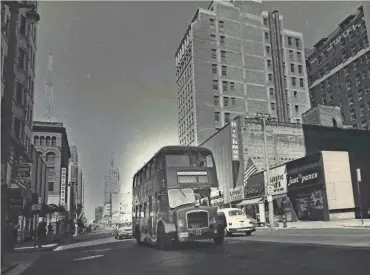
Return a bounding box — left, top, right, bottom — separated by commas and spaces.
237, 172, 265, 224
286, 152, 330, 222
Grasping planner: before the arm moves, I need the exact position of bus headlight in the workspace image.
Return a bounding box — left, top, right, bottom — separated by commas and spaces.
177, 219, 185, 228
210, 217, 217, 224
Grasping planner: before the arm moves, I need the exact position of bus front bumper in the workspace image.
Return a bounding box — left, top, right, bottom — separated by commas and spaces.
177, 228, 219, 242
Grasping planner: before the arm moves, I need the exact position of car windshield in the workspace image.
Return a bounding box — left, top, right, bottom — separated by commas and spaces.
168, 188, 195, 208
166, 153, 214, 168
228, 210, 245, 217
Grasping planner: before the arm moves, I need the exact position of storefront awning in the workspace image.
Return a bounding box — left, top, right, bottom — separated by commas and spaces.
237, 197, 264, 207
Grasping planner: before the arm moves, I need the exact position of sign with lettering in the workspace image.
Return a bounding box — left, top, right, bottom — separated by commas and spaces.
329, 23, 362, 48
264, 165, 287, 196
14, 163, 32, 189
229, 186, 244, 202
244, 172, 265, 199
286, 153, 323, 190
60, 168, 67, 206
230, 120, 240, 161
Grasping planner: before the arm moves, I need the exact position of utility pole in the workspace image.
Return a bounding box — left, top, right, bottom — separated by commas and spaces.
256, 113, 275, 229
356, 169, 364, 225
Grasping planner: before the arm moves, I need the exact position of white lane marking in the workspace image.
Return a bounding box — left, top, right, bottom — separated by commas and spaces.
82, 248, 111, 253
54, 237, 133, 251
6, 262, 36, 275
74, 255, 104, 261
14, 243, 58, 250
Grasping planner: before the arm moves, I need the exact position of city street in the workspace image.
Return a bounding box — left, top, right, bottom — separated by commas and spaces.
15, 228, 370, 275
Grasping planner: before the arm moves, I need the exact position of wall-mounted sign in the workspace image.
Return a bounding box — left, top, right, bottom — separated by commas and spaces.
60, 168, 67, 206
329, 23, 362, 48
230, 121, 240, 161
14, 163, 32, 189
244, 172, 265, 199
286, 153, 322, 190
264, 165, 287, 196
229, 185, 244, 202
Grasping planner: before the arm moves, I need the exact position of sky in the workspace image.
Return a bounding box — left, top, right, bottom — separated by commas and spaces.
33, 1, 362, 220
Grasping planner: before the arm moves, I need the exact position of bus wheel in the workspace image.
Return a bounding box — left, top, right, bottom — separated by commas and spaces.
157, 224, 171, 250
213, 231, 224, 245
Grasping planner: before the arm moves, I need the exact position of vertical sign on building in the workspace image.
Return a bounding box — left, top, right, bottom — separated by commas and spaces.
60, 168, 67, 206
230, 121, 240, 161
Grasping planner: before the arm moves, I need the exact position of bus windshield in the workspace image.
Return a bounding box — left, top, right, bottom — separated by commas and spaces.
168, 188, 195, 208
166, 153, 214, 168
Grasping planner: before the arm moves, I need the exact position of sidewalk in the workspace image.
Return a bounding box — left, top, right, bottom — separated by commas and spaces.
280, 219, 370, 229
1, 235, 74, 274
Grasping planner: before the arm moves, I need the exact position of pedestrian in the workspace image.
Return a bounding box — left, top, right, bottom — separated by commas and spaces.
36, 220, 47, 248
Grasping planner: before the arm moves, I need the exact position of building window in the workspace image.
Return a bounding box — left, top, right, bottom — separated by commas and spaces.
298, 65, 303, 74
210, 34, 216, 41
263, 18, 268, 25
212, 64, 217, 74
267, 59, 272, 68
218, 20, 224, 29
291, 77, 296, 86
47, 167, 55, 176
295, 105, 299, 112
48, 182, 54, 192
221, 66, 227, 76
20, 15, 27, 35
293, 90, 297, 97
46, 152, 56, 163
295, 38, 300, 48
266, 45, 270, 54
209, 18, 215, 28
222, 81, 228, 91
224, 112, 230, 124
349, 109, 356, 121
297, 52, 302, 62
214, 96, 219, 106
16, 82, 23, 106
13, 118, 21, 140
231, 97, 236, 106
18, 48, 25, 69
271, 102, 275, 111
299, 78, 304, 88
40, 136, 45, 146
215, 112, 220, 122
264, 32, 269, 40
223, 97, 229, 107
213, 80, 218, 90
290, 64, 295, 73
230, 82, 235, 91
268, 74, 273, 81
269, 88, 274, 96
221, 50, 226, 60
51, 136, 56, 146
220, 36, 225, 44
288, 37, 292, 46
46, 136, 51, 146
34, 136, 39, 145
289, 50, 294, 60
211, 49, 217, 59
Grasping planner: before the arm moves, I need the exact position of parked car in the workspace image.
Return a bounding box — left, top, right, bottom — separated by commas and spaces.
218, 208, 256, 236
114, 222, 132, 239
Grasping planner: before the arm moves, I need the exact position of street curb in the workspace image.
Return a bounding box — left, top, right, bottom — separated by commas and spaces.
1, 263, 18, 275
12, 243, 60, 254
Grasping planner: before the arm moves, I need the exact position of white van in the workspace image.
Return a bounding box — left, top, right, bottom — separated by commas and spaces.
218, 208, 256, 236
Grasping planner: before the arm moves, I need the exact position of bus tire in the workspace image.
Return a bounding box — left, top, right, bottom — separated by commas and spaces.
157, 223, 172, 250
213, 231, 224, 245
135, 227, 142, 245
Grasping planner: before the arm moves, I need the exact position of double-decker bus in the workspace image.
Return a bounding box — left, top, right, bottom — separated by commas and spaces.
132, 146, 224, 249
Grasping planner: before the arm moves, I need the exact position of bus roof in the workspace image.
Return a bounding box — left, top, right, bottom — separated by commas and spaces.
133, 145, 213, 177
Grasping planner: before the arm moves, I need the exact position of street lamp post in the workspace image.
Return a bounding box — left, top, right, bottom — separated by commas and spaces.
256, 113, 275, 229
1, 2, 40, 267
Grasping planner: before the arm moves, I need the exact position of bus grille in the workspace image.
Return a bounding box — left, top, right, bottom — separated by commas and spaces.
187, 211, 209, 229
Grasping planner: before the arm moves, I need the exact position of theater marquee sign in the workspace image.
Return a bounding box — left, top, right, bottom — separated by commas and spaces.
230, 121, 240, 161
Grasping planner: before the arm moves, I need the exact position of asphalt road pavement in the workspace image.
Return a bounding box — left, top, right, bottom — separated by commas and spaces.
20, 228, 370, 275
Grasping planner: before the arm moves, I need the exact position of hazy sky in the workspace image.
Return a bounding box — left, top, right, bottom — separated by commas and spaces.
34, 1, 361, 219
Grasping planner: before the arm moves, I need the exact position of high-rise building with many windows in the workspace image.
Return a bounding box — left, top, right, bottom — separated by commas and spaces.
306, 4, 370, 130
175, 0, 311, 145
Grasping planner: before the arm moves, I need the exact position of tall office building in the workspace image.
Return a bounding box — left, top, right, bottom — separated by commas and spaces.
104, 158, 120, 204
306, 4, 370, 130
175, 0, 311, 145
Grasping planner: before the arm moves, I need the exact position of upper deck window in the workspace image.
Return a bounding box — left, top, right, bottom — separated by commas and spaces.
165, 153, 214, 168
